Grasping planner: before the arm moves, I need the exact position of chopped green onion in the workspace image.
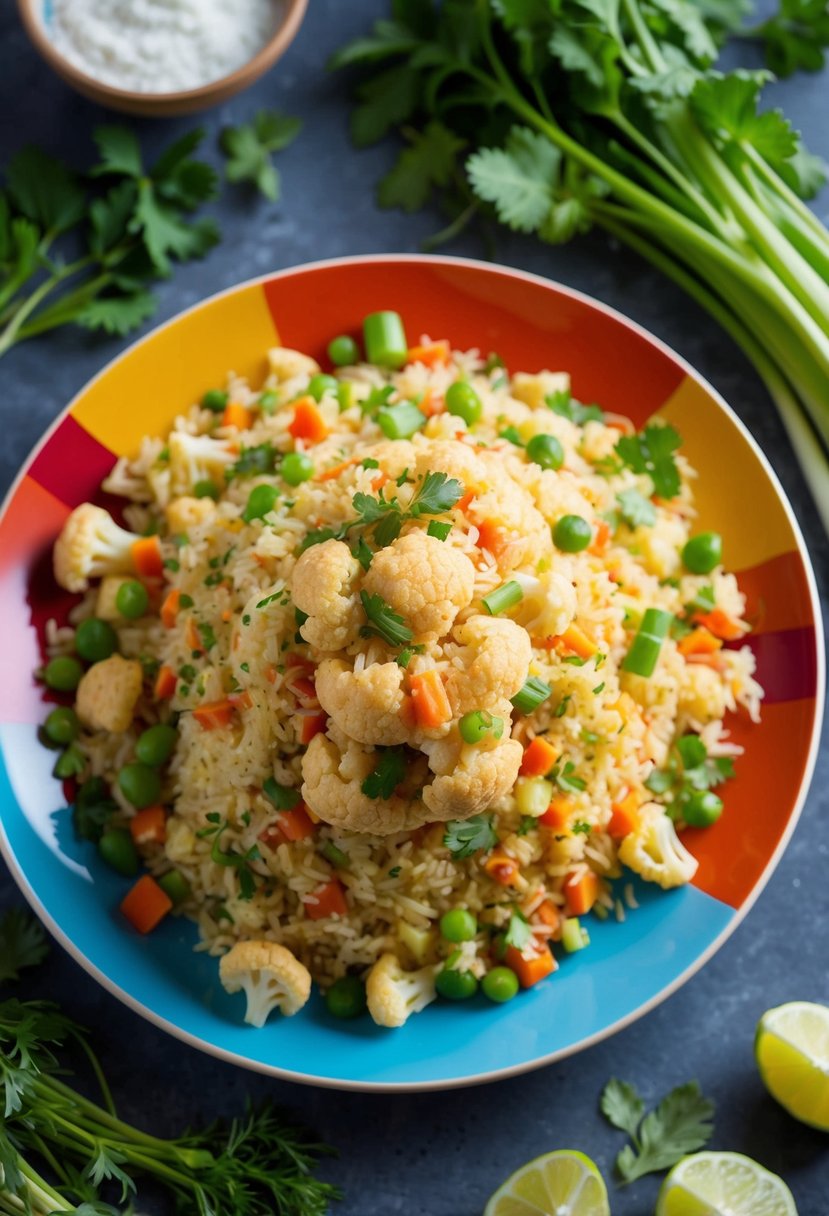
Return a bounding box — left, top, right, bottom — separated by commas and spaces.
427, 520, 452, 541
307, 373, 339, 402
621, 608, 673, 677
320, 841, 349, 868
511, 677, 552, 714
376, 402, 426, 440
458, 710, 504, 745
363, 311, 408, 368
561, 917, 590, 953
263, 778, 301, 810
337, 381, 353, 412
482, 580, 523, 616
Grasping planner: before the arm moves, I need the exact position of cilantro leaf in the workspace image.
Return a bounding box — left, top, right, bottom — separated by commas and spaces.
379, 121, 465, 211
360, 590, 413, 646
409, 470, 465, 515
92, 126, 144, 178
443, 813, 498, 859
130, 181, 219, 275
751, 0, 829, 77
227, 442, 277, 479
5, 148, 86, 234
0, 910, 49, 984
547, 390, 603, 424
692, 71, 798, 167
350, 65, 421, 147
467, 126, 563, 232
615, 424, 682, 499
602, 1078, 715, 1183
221, 111, 302, 200
503, 909, 532, 950
600, 1078, 645, 1138
75, 291, 157, 336
353, 491, 393, 523
616, 487, 657, 528
361, 748, 407, 798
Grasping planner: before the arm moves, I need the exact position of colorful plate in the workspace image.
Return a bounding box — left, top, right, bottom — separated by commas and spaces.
0, 256, 822, 1091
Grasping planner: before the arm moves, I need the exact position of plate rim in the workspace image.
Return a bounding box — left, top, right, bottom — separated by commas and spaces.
0, 252, 824, 1093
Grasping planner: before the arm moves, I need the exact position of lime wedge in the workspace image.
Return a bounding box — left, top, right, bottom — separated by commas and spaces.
483, 1149, 610, 1216
656, 1151, 798, 1216
756, 1000, 829, 1131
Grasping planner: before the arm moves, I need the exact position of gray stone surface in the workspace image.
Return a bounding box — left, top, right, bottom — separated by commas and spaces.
1, 2, 827, 1213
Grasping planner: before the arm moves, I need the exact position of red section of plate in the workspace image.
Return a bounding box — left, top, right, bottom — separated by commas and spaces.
262, 260, 685, 425
29, 415, 116, 509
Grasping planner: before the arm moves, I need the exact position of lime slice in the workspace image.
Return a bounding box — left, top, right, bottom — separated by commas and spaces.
483, 1149, 610, 1216
756, 1000, 829, 1131
656, 1151, 798, 1216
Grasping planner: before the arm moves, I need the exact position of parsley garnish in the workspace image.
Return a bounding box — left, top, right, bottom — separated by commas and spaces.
571, 820, 592, 835
220, 110, 301, 200
361, 748, 407, 799
197, 622, 216, 651
517, 814, 537, 836
616, 488, 657, 528
263, 778, 301, 811
360, 590, 413, 647
72, 777, 117, 843
443, 813, 498, 859
645, 733, 735, 817
0, 909, 49, 983
600, 1078, 715, 1183
388, 865, 402, 878
503, 909, 532, 951
226, 442, 277, 480
546, 389, 603, 424
554, 761, 587, 793
615, 425, 682, 500
354, 535, 374, 571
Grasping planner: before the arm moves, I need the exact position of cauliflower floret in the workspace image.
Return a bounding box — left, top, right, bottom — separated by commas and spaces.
677, 662, 729, 724
165, 495, 217, 534
362, 440, 419, 480
618, 802, 698, 889
510, 370, 570, 410
167, 432, 236, 498
291, 539, 362, 651
362, 531, 475, 645
53, 504, 139, 593
423, 732, 523, 820
75, 654, 143, 733
443, 616, 531, 716
218, 941, 312, 1027
315, 658, 409, 746
510, 571, 577, 640
301, 732, 429, 834
267, 346, 320, 382
365, 953, 438, 1028
413, 441, 489, 494
95, 575, 136, 621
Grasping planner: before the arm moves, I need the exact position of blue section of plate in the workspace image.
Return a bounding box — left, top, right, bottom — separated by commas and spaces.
0, 720, 734, 1089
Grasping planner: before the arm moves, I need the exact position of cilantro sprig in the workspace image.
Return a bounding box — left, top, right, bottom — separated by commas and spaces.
601, 1078, 715, 1183
220, 110, 302, 200
615, 425, 683, 500
0, 909, 49, 985
360, 590, 413, 647
361, 748, 407, 798
443, 813, 498, 859
645, 733, 735, 817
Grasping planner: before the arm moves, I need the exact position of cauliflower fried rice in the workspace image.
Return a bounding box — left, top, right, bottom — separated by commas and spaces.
44, 322, 763, 1029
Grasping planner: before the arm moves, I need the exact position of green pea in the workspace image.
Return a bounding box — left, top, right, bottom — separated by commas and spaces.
307, 374, 339, 402
135, 723, 178, 767
43, 656, 83, 692
682, 531, 722, 575
117, 762, 161, 809
445, 381, 483, 426
435, 968, 478, 1001
482, 966, 520, 1003
44, 707, 79, 746
116, 580, 149, 620
193, 479, 219, 500
553, 514, 592, 553
439, 908, 478, 943
98, 828, 139, 877
243, 484, 279, 524
75, 618, 118, 663
258, 389, 278, 413
328, 335, 361, 367
282, 452, 314, 486
325, 975, 367, 1019
53, 744, 86, 779
202, 389, 228, 413
158, 870, 191, 904
526, 433, 564, 471
682, 789, 724, 827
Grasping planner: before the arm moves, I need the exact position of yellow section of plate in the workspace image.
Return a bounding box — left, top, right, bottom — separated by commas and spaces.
658, 376, 796, 571
70, 283, 278, 457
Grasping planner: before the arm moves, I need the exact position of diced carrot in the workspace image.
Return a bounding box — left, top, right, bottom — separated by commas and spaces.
184, 616, 203, 653
260, 805, 316, 847
534, 899, 562, 937
559, 624, 598, 660
316, 457, 359, 482
407, 339, 450, 367
228, 690, 253, 711
300, 711, 328, 745
288, 397, 328, 443
693, 608, 746, 641
483, 852, 521, 887
372, 471, 390, 491
677, 626, 722, 657
539, 794, 573, 830
418, 388, 445, 417
120, 875, 172, 934
564, 871, 600, 916
131, 536, 163, 579
304, 878, 348, 920
589, 520, 611, 555
504, 944, 557, 988
129, 805, 167, 846
264, 664, 278, 684
192, 699, 236, 730
160, 588, 181, 629
520, 736, 558, 778
287, 675, 317, 702
221, 402, 253, 430
608, 789, 640, 838
476, 519, 509, 558
409, 669, 452, 729
154, 665, 177, 700
456, 489, 476, 513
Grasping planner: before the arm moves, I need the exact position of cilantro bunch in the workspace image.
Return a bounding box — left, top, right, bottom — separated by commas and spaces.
332, 0, 829, 527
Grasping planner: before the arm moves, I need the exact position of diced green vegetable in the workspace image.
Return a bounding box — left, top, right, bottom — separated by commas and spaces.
363, 311, 408, 368
376, 401, 426, 439
325, 974, 367, 1018
117, 762, 162, 809
427, 519, 452, 541
135, 723, 177, 768
436, 968, 478, 1000
158, 869, 191, 904
561, 917, 590, 953
682, 789, 724, 827
526, 433, 564, 470
553, 514, 592, 553
482, 966, 519, 1003
307, 373, 338, 402
243, 483, 279, 523
320, 841, 349, 868
263, 778, 301, 810
202, 389, 228, 413
194, 479, 219, 499
282, 452, 314, 485
458, 710, 504, 745
43, 707, 79, 746
75, 618, 118, 662
482, 580, 523, 615
328, 334, 361, 366
511, 677, 552, 714
621, 608, 673, 678
98, 828, 139, 877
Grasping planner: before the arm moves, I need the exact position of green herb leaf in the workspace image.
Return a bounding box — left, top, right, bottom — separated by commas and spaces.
600, 1077, 645, 1138
361, 748, 407, 798
379, 121, 466, 211
75, 290, 157, 336
227, 442, 277, 479
468, 126, 563, 232
615, 424, 682, 499
750, 0, 829, 77
360, 590, 413, 646
616, 487, 657, 528
221, 111, 302, 200
409, 470, 465, 515
503, 909, 532, 950
0, 910, 49, 985
92, 126, 144, 178
6, 148, 86, 234
547, 390, 603, 424
443, 813, 498, 859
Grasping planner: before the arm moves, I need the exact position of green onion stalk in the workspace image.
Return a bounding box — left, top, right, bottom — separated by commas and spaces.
332, 0, 829, 527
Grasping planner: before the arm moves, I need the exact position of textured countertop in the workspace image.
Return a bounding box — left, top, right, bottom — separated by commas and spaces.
1, 3, 827, 1213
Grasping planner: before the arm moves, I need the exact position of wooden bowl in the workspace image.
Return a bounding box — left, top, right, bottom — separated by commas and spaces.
16, 0, 308, 116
